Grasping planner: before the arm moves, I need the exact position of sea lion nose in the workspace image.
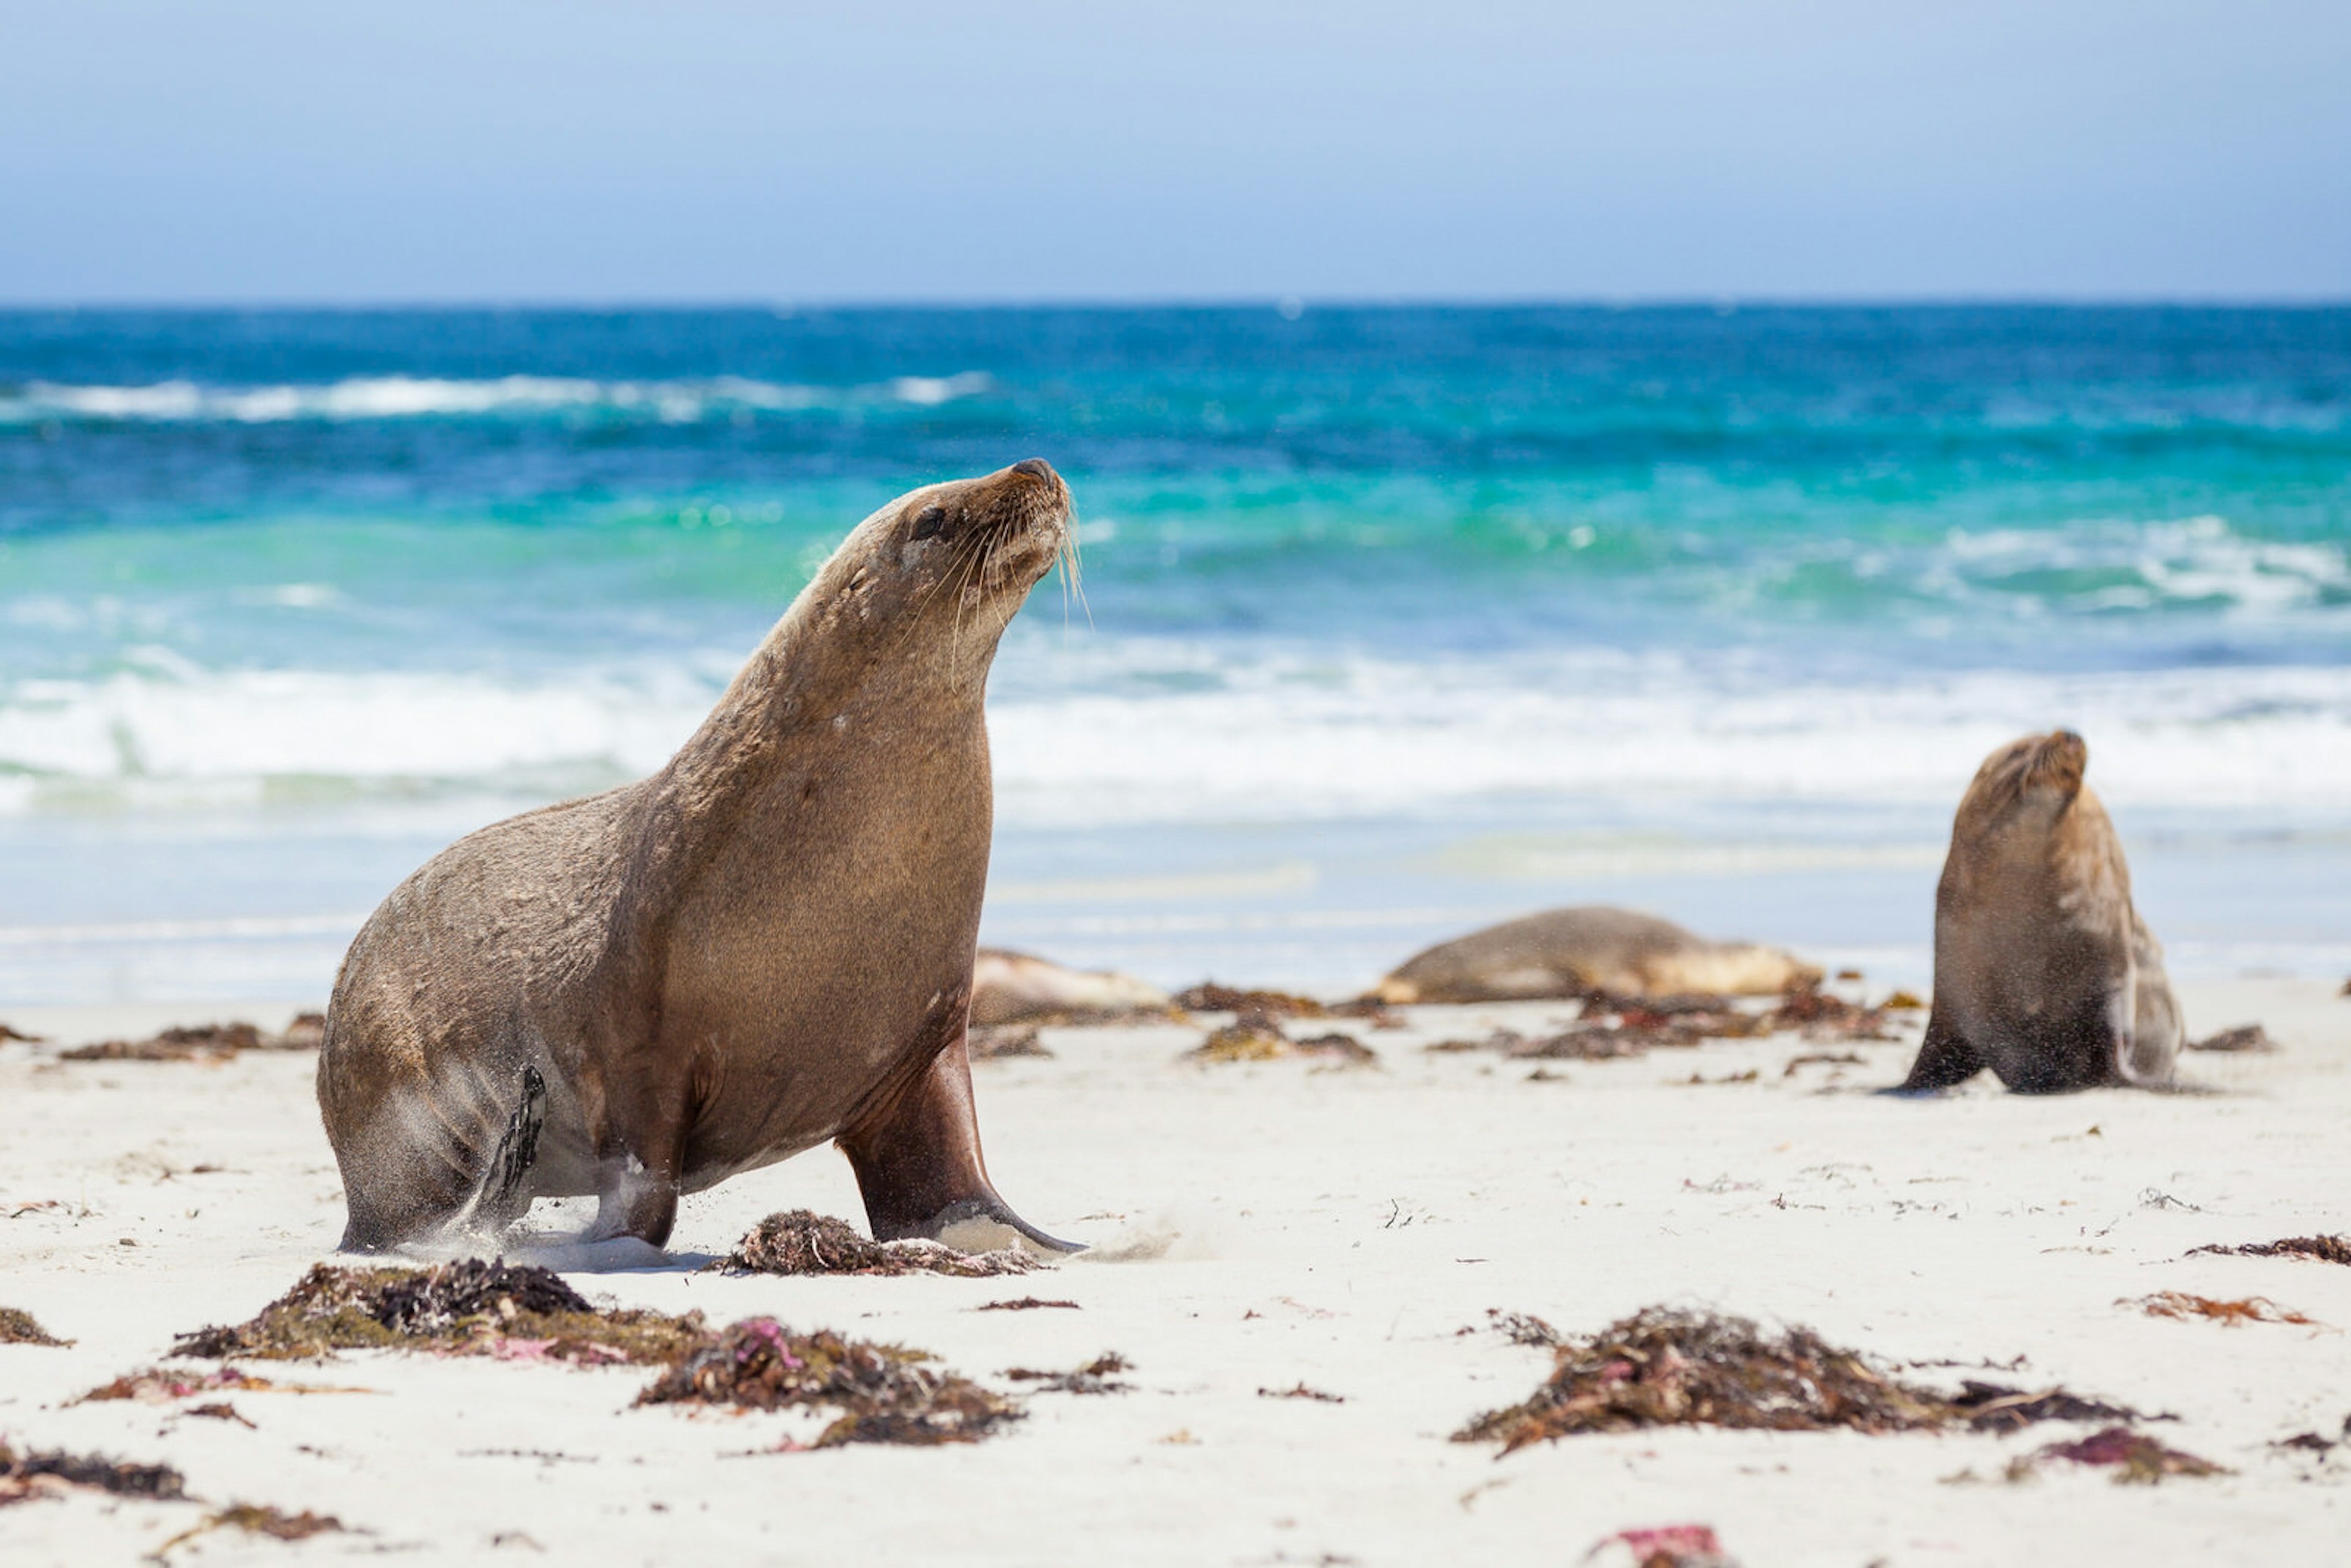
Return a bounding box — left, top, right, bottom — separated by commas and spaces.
1010, 458, 1057, 483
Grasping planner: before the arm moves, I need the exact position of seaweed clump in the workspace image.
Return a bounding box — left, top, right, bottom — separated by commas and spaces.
2129, 1291, 2314, 1326
2191, 1235, 2351, 1266
77, 1366, 280, 1405
60, 1013, 324, 1062
1590, 1525, 1739, 1568
1942, 1381, 2147, 1433
2188, 1024, 2275, 1053
0, 1439, 189, 1506
1187, 1009, 1376, 1065
1002, 1353, 1131, 1394
1174, 983, 1332, 1018
714, 1210, 1039, 1278
635, 1318, 1020, 1447
154, 1504, 345, 1555
1457, 1308, 2146, 1455
1446, 983, 1902, 1065
0, 1307, 67, 1347
2030, 1425, 2227, 1483
171, 1259, 708, 1366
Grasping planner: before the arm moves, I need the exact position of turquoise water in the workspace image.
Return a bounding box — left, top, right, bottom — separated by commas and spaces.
4, 307, 2348, 1000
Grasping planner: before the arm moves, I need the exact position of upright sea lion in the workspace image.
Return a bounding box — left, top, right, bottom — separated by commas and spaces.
318, 460, 1080, 1254
1898, 730, 2181, 1093
971, 948, 1171, 1026
1374, 907, 1819, 1004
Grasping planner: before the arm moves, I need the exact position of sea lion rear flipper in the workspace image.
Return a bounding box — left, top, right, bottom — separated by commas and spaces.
451, 1062, 548, 1236
838, 1035, 1084, 1257
1892, 1014, 1982, 1093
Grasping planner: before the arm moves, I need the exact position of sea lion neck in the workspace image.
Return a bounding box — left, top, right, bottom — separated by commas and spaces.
658, 601, 996, 818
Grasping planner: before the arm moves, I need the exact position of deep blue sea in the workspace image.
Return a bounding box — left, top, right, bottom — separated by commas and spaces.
3, 306, 2347, 1002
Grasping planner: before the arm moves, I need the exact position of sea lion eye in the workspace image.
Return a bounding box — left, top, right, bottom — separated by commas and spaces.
910, 504, 948, 541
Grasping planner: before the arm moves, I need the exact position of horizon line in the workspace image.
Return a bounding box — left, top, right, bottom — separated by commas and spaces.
4, 294, 2349, 315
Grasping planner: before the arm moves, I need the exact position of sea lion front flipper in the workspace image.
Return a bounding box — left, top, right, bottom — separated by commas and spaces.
1894, 1011, 1983, 1093
838, 1034, 1084, 1257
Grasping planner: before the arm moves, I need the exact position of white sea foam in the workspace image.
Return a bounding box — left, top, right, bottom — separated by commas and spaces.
1919, 515, 2351, 618
0, 372, 994, 424
4, 641, 2350, 829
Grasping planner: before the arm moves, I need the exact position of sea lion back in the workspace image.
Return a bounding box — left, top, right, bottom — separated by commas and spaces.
1377, 906, 1815, 1003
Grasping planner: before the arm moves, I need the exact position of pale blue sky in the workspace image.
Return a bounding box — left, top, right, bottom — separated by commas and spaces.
2, 1, 2345, 302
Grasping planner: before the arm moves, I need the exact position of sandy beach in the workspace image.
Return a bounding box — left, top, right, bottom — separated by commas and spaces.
4, 977, 2347, 1565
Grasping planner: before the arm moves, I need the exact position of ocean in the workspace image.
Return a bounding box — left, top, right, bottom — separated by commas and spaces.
3, 306, 2347, 1003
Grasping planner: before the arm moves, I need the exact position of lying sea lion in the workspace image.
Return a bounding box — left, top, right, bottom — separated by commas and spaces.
1899, 730, 2181, 1092
318, 460, 1081, 1253
1374, 907, 1819, 1004
971, 948, 1171, 1026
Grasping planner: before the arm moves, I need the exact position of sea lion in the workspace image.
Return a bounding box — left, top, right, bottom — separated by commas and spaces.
971, 948, 1171, 1026
1374, 907, 1819, 1004
318, 460, 1081, 1254
1898, 730, 2181, 1093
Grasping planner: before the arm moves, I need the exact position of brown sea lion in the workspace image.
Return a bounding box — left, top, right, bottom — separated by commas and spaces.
1374, 906, 1820, 1004
1898, 730, 2181, 1093
971, 948, 1171, 1026
317, 460, 1081, 1254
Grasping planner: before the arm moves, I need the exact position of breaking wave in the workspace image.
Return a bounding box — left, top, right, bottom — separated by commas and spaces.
6, 641, 2350, 829
0, 372, 995, 424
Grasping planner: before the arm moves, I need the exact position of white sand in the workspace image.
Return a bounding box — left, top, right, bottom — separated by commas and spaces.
3, 980, 2349, 1565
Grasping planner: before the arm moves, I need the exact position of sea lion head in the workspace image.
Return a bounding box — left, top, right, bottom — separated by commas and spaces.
1951, 729, 2091, 851
819, 459, 1073, 652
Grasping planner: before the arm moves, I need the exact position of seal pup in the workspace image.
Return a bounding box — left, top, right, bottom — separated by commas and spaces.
972, 948, 1171, 1026
1374, 907, 1819, 1004
1898, 730, 2181, 1093
318, 460, 1081, 1255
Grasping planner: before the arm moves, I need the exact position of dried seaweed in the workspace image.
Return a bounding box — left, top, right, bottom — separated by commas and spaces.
1173, 983, 1331, 1018
1442, 982, 1901, 1068
1002, 1353, 1131, 1394
1187, 1010, 1377, 1065
1189, 1013, 1291, 1061
2129, 1291, 2314, 1326
183, 1404, 254, 1428
969, 1024, 1052, 1060
60, 1015, 324, 1063
2188, 1024, 2275, 1053
715, 1210, 1040, 1278
0, 1307, 67, 1346
1457, 1308, 2142, 1455
77, 1366, 282, 1404
1591, 1525, 1739, 1568
1782, 1051, 1866, 1075
154, 1503, 345, 1555
0, 1023, 43, 1043
1258, 1382, 1344, 1403
171, 1259, 707, 1365
2031, 1425, 2227, 1482
0, 1440, 189, 1505
1758, 983, 1904, 1042
2190, 1235, 2351, 1266
1502, 1027, 1651, 1061
635, 1318, 1019, 1446
976, 1297, 1080, 1311
1290, 1031, 1377, 1063
1946, 1380, 2149, 1433
1485, 1308, 1562, 1347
